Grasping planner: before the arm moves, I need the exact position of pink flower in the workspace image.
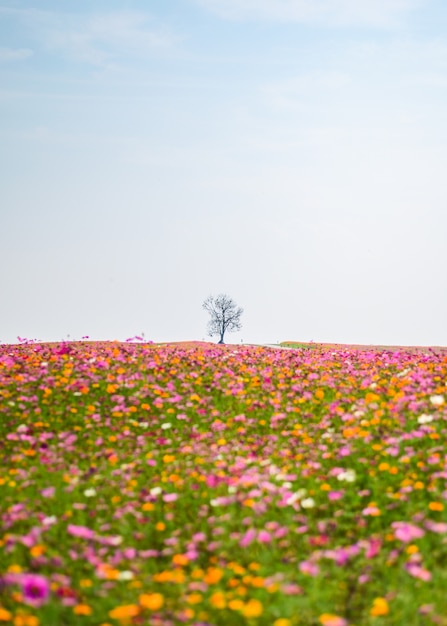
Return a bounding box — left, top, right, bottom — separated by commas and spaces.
162, 493, 178, 503
21, 574, 50, 607
392, 522, 425, 542
299, 560, 320, 576
406, 563, 432, 581
425, 520, 447, 533
239, 528, 256, 548
41, 486, 55, 498
365, 538, 381, 559
67, 524, 96, 540
258, 530, 272, 544
328, 491, 343, 501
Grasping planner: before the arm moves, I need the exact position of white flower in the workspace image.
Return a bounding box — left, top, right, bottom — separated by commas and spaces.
417, 414, 434, 424
301, 497, 316, 509
84, 488, 96, 498
150, 487, 162, 496
109, 535, 123, 546
285, 492, 300, 505
161, 422, 172, 430
337, 469, 356, 483
118, 570, 134, 581
228, 486, 237, 494
42, 516, 57, 526
139, 422, 149, 429
430, 395, 445, 406
397, 368, 411, 378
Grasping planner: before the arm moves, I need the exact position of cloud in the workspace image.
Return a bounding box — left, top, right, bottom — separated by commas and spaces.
261, 71, 351, 109
49, 11, 177, 66
0, 7, 178, 68
194, 0, 422, 27
0, 47, 33, 61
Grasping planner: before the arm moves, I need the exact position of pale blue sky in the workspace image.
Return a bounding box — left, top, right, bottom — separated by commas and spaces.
2, 0, 447, 346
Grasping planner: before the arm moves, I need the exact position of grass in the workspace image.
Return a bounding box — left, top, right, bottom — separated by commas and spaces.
1, 340, 447, 625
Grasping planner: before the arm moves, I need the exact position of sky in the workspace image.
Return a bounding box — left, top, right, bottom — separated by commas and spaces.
1, 0, 447, 346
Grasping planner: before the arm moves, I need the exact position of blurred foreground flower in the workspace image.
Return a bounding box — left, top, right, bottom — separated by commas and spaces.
370, 597, 389, 616
21, 574, 50, 607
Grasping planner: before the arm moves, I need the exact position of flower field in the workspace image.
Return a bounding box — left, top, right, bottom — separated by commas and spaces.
1, 340, 447, 625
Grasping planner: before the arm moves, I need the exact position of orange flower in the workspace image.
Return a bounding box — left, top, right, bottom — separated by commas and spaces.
73, 604, 92, 616
108, 604, 139, 620
186, 593, 202, 605
241, 599, 263, 618
204, 567, 223, 585
139, 593, 164, 611
0, 608, 12, 622
209, 592, 226, 609
319, 615, 347, 626
13, 615, 40, 626
228, 599, 244, 611
172, 554, 189, 566
370, 598, 389, 616
29, 545, 45, 558
429, 502, 444, 511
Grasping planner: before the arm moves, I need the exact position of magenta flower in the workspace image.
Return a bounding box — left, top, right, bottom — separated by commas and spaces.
21, 574, 50, 607
328, 490, 343, 501
365, 538, 382, 559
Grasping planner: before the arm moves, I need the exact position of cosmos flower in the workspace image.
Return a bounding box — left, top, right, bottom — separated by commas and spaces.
21, 573, 50, 607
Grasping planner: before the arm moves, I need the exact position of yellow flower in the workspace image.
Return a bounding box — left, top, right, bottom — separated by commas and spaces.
241, 599, 263, 618
273, 620, 292, 626
108, 604, 139, 620
139, 593, 164, 611
370, 597, 389, 616
228, 599, 244, 611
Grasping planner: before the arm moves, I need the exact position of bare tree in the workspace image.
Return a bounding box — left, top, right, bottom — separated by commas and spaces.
203, 294, 243, 344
